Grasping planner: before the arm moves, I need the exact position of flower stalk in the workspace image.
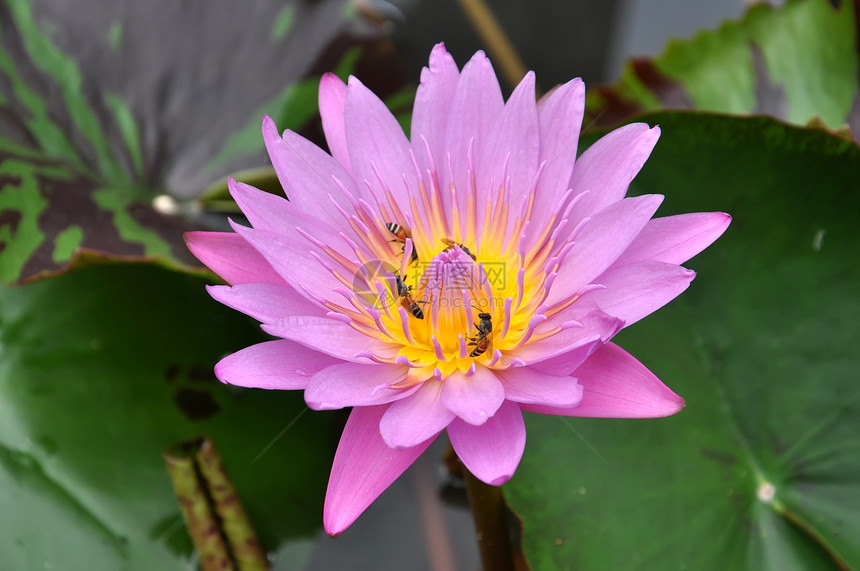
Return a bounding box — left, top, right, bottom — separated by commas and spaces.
464, 465, 516, 571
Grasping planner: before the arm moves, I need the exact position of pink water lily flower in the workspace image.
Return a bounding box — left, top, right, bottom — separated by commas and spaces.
186, 43, 729, 536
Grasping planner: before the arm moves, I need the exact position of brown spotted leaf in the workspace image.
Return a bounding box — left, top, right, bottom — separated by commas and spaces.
0, 0, 382, 285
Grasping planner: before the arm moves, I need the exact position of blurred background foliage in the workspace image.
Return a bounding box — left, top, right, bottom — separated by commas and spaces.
0, 0, 857, 569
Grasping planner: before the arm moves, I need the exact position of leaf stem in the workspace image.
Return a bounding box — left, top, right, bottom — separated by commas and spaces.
164, 435, 268, 571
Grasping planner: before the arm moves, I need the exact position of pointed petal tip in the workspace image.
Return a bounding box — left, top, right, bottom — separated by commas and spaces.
212, 355, 249, 388
226, 178, 268, 209
618, 121, 660, 140
423, 42, 457, 83
323, 511, 350, 538
212, 360, 228, 385
512, 70, 537, 99
430, 41, 448, 55
714, 212, 733, 238
466, 49, 489, 66
227, 216, 249, 233
544, 76, 585, 99
563, 77, 586, 102
184, 229, 230, 265
651, 392, 685, 418
644, 193, 665, 210
487, 473, 512, 486
262, 114, 280, 141
319, 73, 347, 101
226, 177, 242, 199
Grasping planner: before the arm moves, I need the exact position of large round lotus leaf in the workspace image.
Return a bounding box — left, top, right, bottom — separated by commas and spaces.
505, 113, 860, 570
0, 263, 335, 569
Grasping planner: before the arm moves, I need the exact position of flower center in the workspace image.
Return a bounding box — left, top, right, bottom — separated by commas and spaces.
364, 224, 556, 380
405, 244, 492, 354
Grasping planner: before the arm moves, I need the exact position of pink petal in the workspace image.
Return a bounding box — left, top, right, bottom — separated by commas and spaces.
344, 76, 416, 209
547, 194, 664, 305
614, 212, 732, 267
184, 231, 287, 286
229, 221, 340, 298
527, 336, 603, 376
206, 282, 324, 324
228, 179, 346, 250
227, 178, 298, 233
477, 71, 539, 222
447, 399, 525, 486
566, 123, 661, 224
496, 367, 583, 408
380, 381, 455, 449
214, 339, 340, 390
324, 405, 435, 536
262, 116, 359, 228
518, 310, 622, 365
578, 261, 696, 326
412, 42, 460, 172
443, 51, 504, 209
527, 78, 585, 239
318, 73, 351, 172
305, 362, 417, 410
521, 342, 685, 418
441, 368, 505, 426
262, 316, 390, 363
228, 179, 356, 268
